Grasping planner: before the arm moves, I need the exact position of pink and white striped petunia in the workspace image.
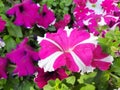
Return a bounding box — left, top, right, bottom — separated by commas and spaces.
37, 27, 98, 73
92, 45, 113, 71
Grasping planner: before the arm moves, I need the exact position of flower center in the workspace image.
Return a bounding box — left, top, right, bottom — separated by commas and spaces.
42, 12, 46, 16
23, 51, 27, 55
19, 5, 24, 13
92, 4, 96, 8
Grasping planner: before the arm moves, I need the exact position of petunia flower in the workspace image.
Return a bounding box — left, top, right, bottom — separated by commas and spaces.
0, 57, 7, 79
0, 38, 5, 48
73, 0, 87, 6
92, 45, 113, 71
86, 0, 104, 15
101, 0, 119, 14
34, 68, 68, 88
54, 14, 70, 29
0, 17, 6, 32
73, 0, 119, 35
6, 38, 39, 76
37, 4, 56, 29
37, 27, 98, 73
6, 0, 40, 28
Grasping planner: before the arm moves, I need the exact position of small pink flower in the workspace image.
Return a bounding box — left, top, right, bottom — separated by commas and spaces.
37, 4, 56, 29
0, 17, 6, 32
54, 14, 70, 29
37, 27, 98, 73
73, 0, 87, 6
0, 57, 7, 79
92, 45, 113, 71
34, 68, 68, 88
6, 0, 40, 28
101, 0, 119, 14
6, 38, 39, 76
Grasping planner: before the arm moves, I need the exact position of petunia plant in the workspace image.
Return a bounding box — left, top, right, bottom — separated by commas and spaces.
0, 0, 120, 90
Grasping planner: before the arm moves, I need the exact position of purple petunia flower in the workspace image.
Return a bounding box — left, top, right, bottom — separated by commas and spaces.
37, 27, 98, 73
6, 0, 40, 28
34, 67, 68, 88
37, 4, 56, 29
54, 14, 71, 29
0, 57, 7, 79
0, 17, 6, 32
6, 38, 39, 76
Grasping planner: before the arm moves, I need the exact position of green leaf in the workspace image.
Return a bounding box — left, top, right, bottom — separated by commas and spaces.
46, 0, 54, 7
48, 26, 56, 32
66, 76, 76, 85
80, 84, 95, 90
16, 81, 32, 90
60, 84, 69, 90
3, 35, 16, 52
60, 1, 65, 9
0, 1, 4, 7
64, 0, 72, 6
3, 76, 19, 90
44, 84, 55, 90
111, 58, 120, 76
95, 71, 110, 90
78, 72, 97, 84
0, 79, 6, 89
48, 80, 55, 87
7, 23, 23, 38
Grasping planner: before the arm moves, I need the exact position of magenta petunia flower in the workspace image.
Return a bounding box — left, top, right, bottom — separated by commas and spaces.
37, 27, 98, 73
37, 4, 56, 29
54, 14, 70, 29
0, 57, 7, 79
92, 45, 113, 71
6, 38, 39, 76
34, 68, 68, 88
0, 17, 6, 32
101, 0, 119, 14
6, 0, 40, 28
73, 0, 119, 35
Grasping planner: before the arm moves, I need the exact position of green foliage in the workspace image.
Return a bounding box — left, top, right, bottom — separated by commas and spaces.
3, 35, 16, 52
7, 23, 23, 38
66, 76, 76, 85
98, 27, 120, 57
40, 0, 73, 20
80, 84, 95, 90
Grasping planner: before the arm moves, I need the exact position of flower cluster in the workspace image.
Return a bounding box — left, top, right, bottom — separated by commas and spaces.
6, 0, 55, 29
0, 0, 120, 89
73, 0, 120, 35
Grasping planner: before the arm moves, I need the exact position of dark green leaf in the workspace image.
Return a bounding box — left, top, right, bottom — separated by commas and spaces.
7, 23, 23, 38
3, 35, 16, 52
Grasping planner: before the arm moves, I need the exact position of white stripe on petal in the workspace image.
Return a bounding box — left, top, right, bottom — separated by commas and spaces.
72, 33, 98, 49
38, 51, 63, 72
70, 51, 94, 73
80, 33, 98, 45
64, 26, 73, 37
44, 38, 63, 51
100, 55, 114, 64
37, 36, 44, 44
83, 18, 92, 25
98, 17, 106, 26
37, 36, 63, 51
